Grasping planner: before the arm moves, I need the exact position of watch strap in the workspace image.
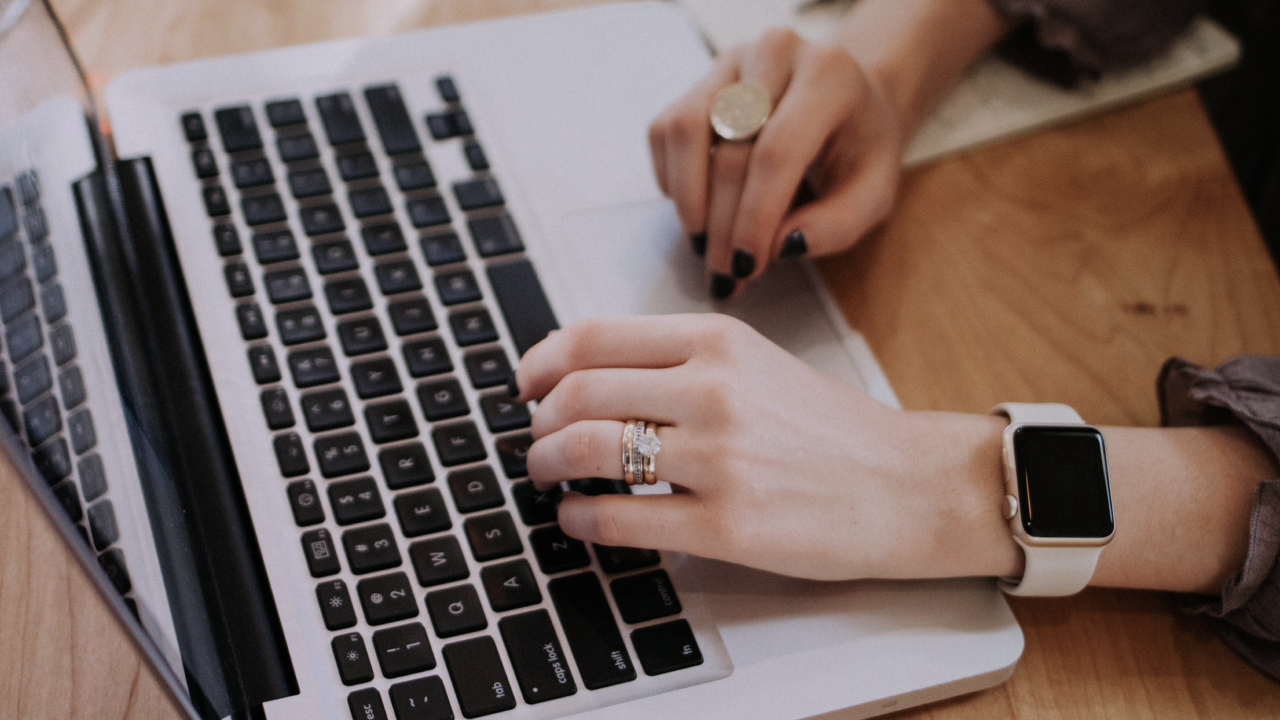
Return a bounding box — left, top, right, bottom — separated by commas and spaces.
992, 402, 1084, 426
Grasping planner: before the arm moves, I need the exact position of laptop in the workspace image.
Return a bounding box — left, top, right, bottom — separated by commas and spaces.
0, 1, 1022, 718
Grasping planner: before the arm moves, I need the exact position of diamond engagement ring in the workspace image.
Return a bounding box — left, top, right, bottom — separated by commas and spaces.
622, 420, 662, 485
710, 81, 772, 142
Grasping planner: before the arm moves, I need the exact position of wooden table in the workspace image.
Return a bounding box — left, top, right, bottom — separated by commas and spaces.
4, 0, 1278, 717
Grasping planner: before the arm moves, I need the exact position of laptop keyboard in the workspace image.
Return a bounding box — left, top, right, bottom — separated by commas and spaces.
182, 77, 704, 718
0, 171, 136, 609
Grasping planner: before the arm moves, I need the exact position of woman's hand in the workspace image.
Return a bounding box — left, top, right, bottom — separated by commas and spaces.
514, 315, 1020, 581
648, 29, 904, 299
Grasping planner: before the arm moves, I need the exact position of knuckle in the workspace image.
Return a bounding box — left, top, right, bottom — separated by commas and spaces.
757, 27, 800, 57
669, 110, 706, 146
592, 503, 629, 546
749, 137, 787, 177
565, 425, 602, 472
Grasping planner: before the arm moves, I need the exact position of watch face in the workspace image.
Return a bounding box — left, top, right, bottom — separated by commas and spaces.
1013, 426, 1113, 539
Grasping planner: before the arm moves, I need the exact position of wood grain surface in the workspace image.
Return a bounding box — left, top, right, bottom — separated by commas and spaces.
1, 0, 1274, 718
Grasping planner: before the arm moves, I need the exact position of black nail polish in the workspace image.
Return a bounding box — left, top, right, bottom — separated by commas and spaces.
710, 273, 736, 299
780, 230, 808, 258
690, 232, 707, 257
731, 249, 756, 279
506, 374, 520, 399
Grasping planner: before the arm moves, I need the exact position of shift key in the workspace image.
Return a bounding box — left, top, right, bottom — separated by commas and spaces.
548, 572, 636, 690
498, 609, 577, 703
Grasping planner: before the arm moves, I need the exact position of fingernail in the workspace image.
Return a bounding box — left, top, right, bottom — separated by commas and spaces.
710, 273, 735, 299
690, 232, 707, 257
731, 249, 755, 279
506, 374, 520, 399
780, 230, 808, 258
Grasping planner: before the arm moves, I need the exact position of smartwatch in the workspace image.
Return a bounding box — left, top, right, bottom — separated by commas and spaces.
991, 403, 1114, 597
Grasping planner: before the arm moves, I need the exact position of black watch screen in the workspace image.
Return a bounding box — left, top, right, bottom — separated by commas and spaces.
1012, 425, 1113, 538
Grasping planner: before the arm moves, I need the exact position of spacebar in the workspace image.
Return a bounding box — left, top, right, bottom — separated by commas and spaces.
487, 260, 559, 357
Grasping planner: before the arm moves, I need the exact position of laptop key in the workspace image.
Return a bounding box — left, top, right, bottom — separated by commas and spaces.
67, 408, 96, 454
432, 422, 486, 467
287, 167, 331, 198
98, 549, 131, 594
436, 76, 460, 103
338, 317, 388, 356
192, 148, 218, 178
448, 308, 498, 347
58, 366, 85, 409
277, 306, 326, 345
317, 579, 358, 630
425, 113, 456, 141
464, 140, 489, 172
594, 545, 660, 575
337, 152, 380, 181
409, 535, 469, 588
274, 432, 310, 477
253, 229, 299, 263
241, 193, 286, 225
488, 260, 559, 356
481, 560, 542, 612
407, 196, 450, 229
380, 442, 435, 490
313, 239, 359, 274
442, 637, 517, 717
300, 204, 345, 236
361, 223, 407, 256
0, 275, 34, 321
238, 303, 268, 340
33, 437, 71, 484
224, 263, 255, 298
348, 690, 388, 720
22, 206, 47, 242
451, 110, 474, 136
230, 158, 274, 188
301, 387, 355, 432
326, 277, 373, 315
261, 387, 295, 429
6, 314, 42, 364
366, 399, 419, 444
453, 178, 504, 211
316, 432, 371, 478
277, 132, 319, 162
316, 92, 366, 146
611, 570, 681, 624
0, 237, 24, 277
52, 481, 82, 522
480, 394, 530, 433
303, 528, 341, 577
331, 632, 375, 685
512, 481, 560, 526
530, 526, 590, 575
87, 500, 119, 550
464, 511, 522, 562
448, 466, 504, 514
288, 346, 340, 387
180, 112, 207, 142
388, 297, 436, 336
403, 337, 452, 378
248, 345, 281, 384
266, 99, 306, 127
264, 267, 311, 304
50, 324, 75, 366
548, 572, 637, 689
40, 284, 66, 323
394, 162, 436, 192
213, 224, 242, 256
373, 622, 436, 678
469, 214, 524, 258
352, 357, 402, 399
499, 609, 577, 703
23, 395, 61, 447
495, 433, 532, 479
420, 232, 466, 266
426, 584, 487, 637
343, 523, 402, 574
78, 453, 107, 502
350, 187, 393, 218
214, 106, 263, 152
0, 188, 13, 238
435, 269, 482, 306
463, 348, 510, 390
417, 378, 469, 421
376, 260, 423, 295
286, 479, 324, 526
365, 85, 422, 156
394, 487, 450, 537
15, 171, 37, 205
631, 620, 703, 676
358, 572, 419, 626
390, 676, 453, 720
329, 476, 385, 525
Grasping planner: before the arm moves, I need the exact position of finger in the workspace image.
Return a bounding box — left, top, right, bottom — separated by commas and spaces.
703, 141, 752, 298
530, 367, 686, 439
648, 116, 669, 196
527, 420, 692, 489
772, 155, 899, 259
557, 492, 705, 553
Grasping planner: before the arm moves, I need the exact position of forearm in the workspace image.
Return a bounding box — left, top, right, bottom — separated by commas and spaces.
831, 0, 1013, 133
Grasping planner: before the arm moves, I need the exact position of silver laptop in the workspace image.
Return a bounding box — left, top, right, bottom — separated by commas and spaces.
0, 1, 1022, 718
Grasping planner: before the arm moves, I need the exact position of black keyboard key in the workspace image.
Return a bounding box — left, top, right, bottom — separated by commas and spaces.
375, 260, 422, 296
389, 297, 436, 336
464, 511, 522, 562
348, 690, 388, 720
34, 437, 72, 484
464, 349, 510, 390
266, 99, 307, 127
436, 76, 460, 103
317, 579, 358, 630
58, 366, 85, 410
374, 622, 436, 678
53, 480, 82, 522
23, 395, 61, 447
99, 548, 131, 594
488, 260, 558, 356
366, 399, 419, 444
261, 387, 296, 429
463, 141, 490, 172
264, 267, 312, 304
181, 112, 207, 142
6, 314, 42, 364
512, 481, 560, 526
426, 584, 487, 638
0, 189, 13, 238
326, 277, 373, 315
610, 570, 681, 624
242, 193, 287, 225
365, 85, 421, 155
389, 676, 453, 720
420, 232, 466, 266
417, 378, 468, 422
631, 619, 702, 676
301, 387, 355, 432
453, 179, 503, 211
87, 500, 119, 550
432, 422, 486, 467
447, 466, 504, 514
358, 572, 419, 625
39, 283, 65, 323
230, 158, 274, 188
530, 526, 590, 575
214, 106, 263, 152
482, 560, 542, 612
395, 487, 450, 537
277, 132, 319, 162
450, 110, 474, 136
480, 394, 530, 433
78, 453, 107, 502
287, 479, 325, 526
301, 204, 346, 236
351, 187, 393, 218
274, 432, 310, 476
332, 632, 375, 685
224, 263, 255, 298
277, 306, 326, 344
0, 237, 24, 277
50, 324, 75, 366
495, 433, 532, 479
594, 545, 660, 575
23, 206, 47, 242
499, 609, 577, 704
361, 223, 407, 256
303, 528, 342, 577
213, 224, 242, 256
248, 345, 282, 384
0, 276, 34, 321
67, 408, 96, 454
548, 572, 636, 689
442, 637, 517, 718
403, 338, 451, 378
352, 357, 403, 399
328, 475, 384, 524
410, 535, 469, 588
344, 523, 402, 574
425, 113, 456, 141
568, 478, 632, 496
316, 92, 366, 145
253, 229, 300, 263
313, 239, 359, 274
338, 317, 388, 356
394, 162, 436, 192
469, 213, 524, 259
192, 148, 218, 178
288, 346, 341, 387
434, 269, 482, 306
238, 302, 269, 340
380, 443, 434, 490
407, 197, 450, 228
449, 309, 498, 347
338, 152, 380, 181
288, 167, 331, 198
316, 432, 371, 478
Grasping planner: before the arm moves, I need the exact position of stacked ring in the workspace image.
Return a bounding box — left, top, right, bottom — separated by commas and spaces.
622, 419, 662, 485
